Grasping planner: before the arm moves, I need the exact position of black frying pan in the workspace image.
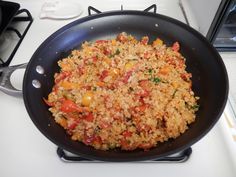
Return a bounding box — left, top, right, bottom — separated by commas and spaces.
0, 11, 228, 161
0, 7, 2, 28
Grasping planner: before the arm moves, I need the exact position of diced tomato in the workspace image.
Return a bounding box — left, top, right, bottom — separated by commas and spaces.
166, 57, 176, 66
83, 58, 90, 64
92, 56, 98, 62
143, 51, 151, 59
120, 139, 137, 151
139, 80, 149, 90
172, 42, 180, 52
83, 135, 94, 145
138, 97, 144, 105
99, 121, 111, 129
159, 66, 170, 75
60, 99, 83, 113
77, 65, 85, 75
83, 112, 94, 122
138, 142, 153, 150
52, 85, 59, 93
116, 32, 128, 42
167, 57, 184, 69
122, 130, 132, 138
112, 115, 122, 121
103, 47, 111, 55
55, 71, 71, 84
176, 58, 185, 68
99, 70, 109, 81
141, 36, 149, 45
66, 113, 80, 121
136, 89, 150, 97
136, 123, 151, 132
120, 139, 129, 149
93, 136, 102, 144
83, 134, 102, 145
92, 47, 99, 52
122, 70, 133, 84
181, 73, 192, 82
95, 40, 108, 44
43, 98, 54, 107
135, 104, 148, 112
82, 85, 91, 90
67, 121, 78, 130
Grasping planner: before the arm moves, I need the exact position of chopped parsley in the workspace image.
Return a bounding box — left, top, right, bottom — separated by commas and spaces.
92, 87, 97, 91
172, 89, 177, 98
148, 68, 153, 74
185, 102, 200, 110
151, 77, 161, 84
115, 49, 120, 55
109, 49, 120, 58
191, 104, 200, 110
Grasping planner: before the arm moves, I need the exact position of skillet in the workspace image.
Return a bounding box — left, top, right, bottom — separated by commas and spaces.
0, 10, 228, 161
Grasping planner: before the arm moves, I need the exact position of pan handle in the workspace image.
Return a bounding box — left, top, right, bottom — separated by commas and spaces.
0, 63, 28, 97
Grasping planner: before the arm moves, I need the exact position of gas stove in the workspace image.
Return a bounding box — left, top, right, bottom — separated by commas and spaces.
0, 0, 236, 177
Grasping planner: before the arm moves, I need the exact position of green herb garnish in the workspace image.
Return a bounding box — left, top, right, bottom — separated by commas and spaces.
148, 68, 153, 74
172, 89, 177, 98
152, 77, 161, 84
115, 49, 120, 55
185, 102, 200, 110
109, 49, 120, 58
92, 87, 97, 91
191, 104, 200, 110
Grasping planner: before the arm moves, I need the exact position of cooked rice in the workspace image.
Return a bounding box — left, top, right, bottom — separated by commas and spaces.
45, 32, 199, 151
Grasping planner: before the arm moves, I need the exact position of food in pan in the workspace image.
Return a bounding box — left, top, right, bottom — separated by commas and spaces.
45, 32, 199, 151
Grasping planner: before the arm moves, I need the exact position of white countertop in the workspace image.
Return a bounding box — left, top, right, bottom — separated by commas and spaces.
1, 0, 236, 177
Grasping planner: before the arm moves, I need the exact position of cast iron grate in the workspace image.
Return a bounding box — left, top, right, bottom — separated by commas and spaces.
57, 147, 192, 163
0, 9, 33, 67
88, 4, 157, 15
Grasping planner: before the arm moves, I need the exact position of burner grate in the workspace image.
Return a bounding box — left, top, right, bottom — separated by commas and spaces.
57, 147, 192, 163
0, 9, 33, 67
88, 4, 157, 16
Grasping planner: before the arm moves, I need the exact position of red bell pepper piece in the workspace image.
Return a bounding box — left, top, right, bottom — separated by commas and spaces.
83, 112, 94, 122
95, 40, 108, 44
122, 130, 132, 138
55, 71, 71, 84
43, 98, 55, 107
141, 36, 149, 45
172, 42, 180, 52
99, 70, 109, 81
60, 99, 83, 113
122, 70, 133, 84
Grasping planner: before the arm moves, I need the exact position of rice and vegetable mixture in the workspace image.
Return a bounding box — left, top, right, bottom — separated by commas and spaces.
45, 32, 199, 151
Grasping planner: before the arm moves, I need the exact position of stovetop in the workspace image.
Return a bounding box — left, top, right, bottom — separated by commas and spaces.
0, 0, 236, 177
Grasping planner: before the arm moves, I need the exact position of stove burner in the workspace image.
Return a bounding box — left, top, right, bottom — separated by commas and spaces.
0, 9, 33, 67
57, 147, 192, 163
